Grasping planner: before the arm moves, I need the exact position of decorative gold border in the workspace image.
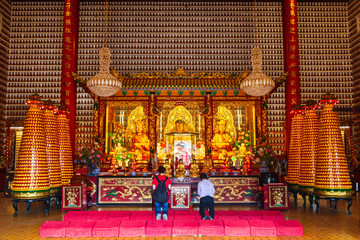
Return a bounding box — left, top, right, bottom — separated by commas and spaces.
12, 190, 50, 200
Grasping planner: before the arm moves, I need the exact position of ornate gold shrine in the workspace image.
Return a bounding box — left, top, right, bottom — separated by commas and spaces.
92, 69, 268, 171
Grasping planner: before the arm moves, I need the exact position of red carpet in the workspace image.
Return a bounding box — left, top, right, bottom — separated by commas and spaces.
40, 210, 303, 237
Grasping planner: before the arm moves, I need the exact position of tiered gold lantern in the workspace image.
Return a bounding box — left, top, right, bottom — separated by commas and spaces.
57, 106, 73, 185
12, 94, 50, 199
315, 93, 352, 198
286, 105, 303, 192
298, 100, 319, 194
43, 100, 62, 195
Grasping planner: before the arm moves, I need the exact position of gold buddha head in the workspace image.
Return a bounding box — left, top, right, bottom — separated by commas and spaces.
217, 119, 227, 134
135, 119, 146, 135
175, 119, 185, 133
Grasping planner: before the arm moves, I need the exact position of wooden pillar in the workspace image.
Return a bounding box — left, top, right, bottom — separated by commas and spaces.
282, 0, 301, 158
60, 0, 80, 157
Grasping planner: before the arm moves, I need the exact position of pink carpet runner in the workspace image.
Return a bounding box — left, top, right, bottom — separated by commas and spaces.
40, 210, 303, 237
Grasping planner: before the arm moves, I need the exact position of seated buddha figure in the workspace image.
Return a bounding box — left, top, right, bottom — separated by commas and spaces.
212, 119, 234, 167
170, 119, 193, 133
176, 159, 186, 178
132, 119, 150, 168
164, 160, 173, 178
190, 159, 200, 178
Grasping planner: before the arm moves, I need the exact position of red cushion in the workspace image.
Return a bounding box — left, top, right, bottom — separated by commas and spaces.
40, 221, 70, 237
223, 219, 250, 236
108, 211, 131, 221
119, 220, 146, 237
92, 221, 121, 237
261, 210, 284, 221
65, 221, 95, 237
274, 220, 303, 236
198, 220, 224, 236
145, 220, 173, 236
86, 211, 110, 222
63, 211, 89, 221
172, 220, 199, 236
217, 210, 239, 220
130, 211, 153, 220
175, 211, 196, 219
249, 220, 277, 236
238, 210, 262, 220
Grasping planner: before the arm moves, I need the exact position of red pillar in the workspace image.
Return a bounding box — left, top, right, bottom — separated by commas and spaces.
282, 0, 301, 158
60, 0, 80, 157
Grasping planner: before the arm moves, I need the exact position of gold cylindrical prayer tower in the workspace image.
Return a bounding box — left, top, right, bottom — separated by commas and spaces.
298, 101, 319, 194
12, 94, 50, 199
315, 93, 352, 198
286, 105, 303, 192
57, 106, 74, 185
43, 100, 62, 195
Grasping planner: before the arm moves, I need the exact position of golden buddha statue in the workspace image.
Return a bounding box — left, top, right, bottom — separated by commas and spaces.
190, 160, 200, 178
133, 119, 150, 151
176, 159, 186, 178
164, 160, 173, 178
212, 119, 233, 151
126, 107, 151, 169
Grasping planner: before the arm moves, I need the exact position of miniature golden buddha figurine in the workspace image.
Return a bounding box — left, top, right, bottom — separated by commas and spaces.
190, 159, 200, 178
164, 160, 173, 178
176, 159, 186, 178
239, 143, 247, 156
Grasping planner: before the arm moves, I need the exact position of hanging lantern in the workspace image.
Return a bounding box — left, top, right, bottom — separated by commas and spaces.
286, 105, 303, 192
315, 93, 352, 198
86, 0, 122, 97
12, 94, 50, 199
87, 47, 122, 97
240, 47, 275, 97
298, 100, 319, 195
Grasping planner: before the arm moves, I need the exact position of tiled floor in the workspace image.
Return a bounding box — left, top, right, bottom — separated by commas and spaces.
0, 193, 358, 240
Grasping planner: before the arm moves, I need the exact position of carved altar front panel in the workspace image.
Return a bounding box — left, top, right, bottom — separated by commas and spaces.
212, 177, 258, 203
97, 176, 152, 205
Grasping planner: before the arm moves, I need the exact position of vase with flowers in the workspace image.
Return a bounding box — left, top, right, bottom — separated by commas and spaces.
76, 140, 108, 176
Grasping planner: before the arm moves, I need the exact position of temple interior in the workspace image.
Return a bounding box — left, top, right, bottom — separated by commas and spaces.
0, 0, 359, 239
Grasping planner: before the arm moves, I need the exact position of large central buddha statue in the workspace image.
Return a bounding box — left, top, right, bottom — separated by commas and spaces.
212, 119, 233, 151
211, 106, 236, 168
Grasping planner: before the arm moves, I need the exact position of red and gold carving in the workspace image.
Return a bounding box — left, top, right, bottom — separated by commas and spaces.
62, 184, 87, 211
298, 102, 319, 194
212, 177, 258, 203
315, 95, 352, 198
286, 106, 303, 191
97, 177, 152, 204
282, 0, 301, 156
170, 185, 190, 209
57, 109, 74, 185
264, 183, 289, 210
43, 103, 62, 195
12, 96, 50, 199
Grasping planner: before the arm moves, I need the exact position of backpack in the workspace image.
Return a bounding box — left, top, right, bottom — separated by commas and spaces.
153, 175, 169, 203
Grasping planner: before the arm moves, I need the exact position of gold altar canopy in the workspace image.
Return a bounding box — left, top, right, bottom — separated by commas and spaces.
164, 106, 196, 135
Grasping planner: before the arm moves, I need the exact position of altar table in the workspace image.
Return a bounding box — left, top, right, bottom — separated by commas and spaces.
96, 173, 258, 205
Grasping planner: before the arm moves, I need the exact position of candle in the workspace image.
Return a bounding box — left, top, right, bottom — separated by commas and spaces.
237, 109, 241, 129
160, 112, 162, 136
198, 115, 201, 134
